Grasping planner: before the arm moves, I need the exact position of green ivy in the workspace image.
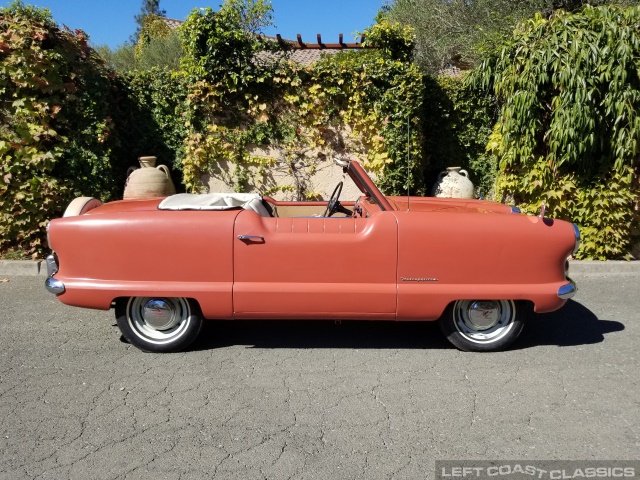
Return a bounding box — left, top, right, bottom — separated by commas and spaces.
422, 74, 497, 197
117, 69, 189, 174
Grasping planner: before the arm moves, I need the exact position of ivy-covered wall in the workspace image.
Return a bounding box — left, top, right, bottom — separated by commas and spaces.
2, 0, 639, 260
178, 6, 426, 199
117, 68, 188, 181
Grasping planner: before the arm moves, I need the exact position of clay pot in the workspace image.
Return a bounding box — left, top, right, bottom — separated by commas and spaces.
123, 156, 176, 199
431, 167, 475, 199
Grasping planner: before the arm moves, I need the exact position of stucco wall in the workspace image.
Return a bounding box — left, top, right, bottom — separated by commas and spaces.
202, 145, 372, 202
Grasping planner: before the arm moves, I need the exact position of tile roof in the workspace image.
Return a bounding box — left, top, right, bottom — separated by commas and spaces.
289, 49, 341, 66
162, 17, 184, 30
255, 48, 342, 66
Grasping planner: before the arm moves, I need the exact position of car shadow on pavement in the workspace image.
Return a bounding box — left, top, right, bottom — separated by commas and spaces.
516, 299, 624, 349
189, 300, 623, 351
192, 319, 451, 351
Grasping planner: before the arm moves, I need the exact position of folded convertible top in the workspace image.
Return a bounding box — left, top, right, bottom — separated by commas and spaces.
158, 193, 262, 211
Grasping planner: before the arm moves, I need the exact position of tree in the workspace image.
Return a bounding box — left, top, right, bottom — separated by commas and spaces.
96, 31, 183, 73
97, 0, 181, 73
385, 0, 640, 74
131, 0, 166, 43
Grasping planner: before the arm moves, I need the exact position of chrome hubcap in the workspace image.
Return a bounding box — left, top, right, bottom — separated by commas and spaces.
453, 299, 516, 344
142, 298, 179, 331
466, 301, 500, 330
127, 297, 191, 345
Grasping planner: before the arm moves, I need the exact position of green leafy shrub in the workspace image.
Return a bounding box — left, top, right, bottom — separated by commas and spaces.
472, 5, 640, 259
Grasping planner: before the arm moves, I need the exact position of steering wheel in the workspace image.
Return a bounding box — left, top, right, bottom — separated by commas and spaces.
323, 181, 352, 217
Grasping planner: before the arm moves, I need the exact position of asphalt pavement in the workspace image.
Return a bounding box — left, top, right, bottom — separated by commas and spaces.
0, 269, 638, 479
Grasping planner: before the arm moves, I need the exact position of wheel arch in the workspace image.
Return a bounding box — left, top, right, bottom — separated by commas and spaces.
113, 295, 205, 314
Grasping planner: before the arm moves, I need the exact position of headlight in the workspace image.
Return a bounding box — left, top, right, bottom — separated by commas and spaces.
571, 223, 581, 255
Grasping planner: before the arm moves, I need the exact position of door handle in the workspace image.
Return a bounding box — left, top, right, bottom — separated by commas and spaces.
237, 235, 264, 241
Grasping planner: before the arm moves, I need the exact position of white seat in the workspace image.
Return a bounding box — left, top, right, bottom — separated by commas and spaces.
242, 197, 270, 217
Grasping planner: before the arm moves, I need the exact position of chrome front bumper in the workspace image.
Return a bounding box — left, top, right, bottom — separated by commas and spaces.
44, 254, 65, 295
558, 278, 577, 300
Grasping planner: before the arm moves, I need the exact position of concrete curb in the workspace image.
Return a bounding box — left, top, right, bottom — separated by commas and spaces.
568, 260, 640, 274
0, 259, 638, 277
0, 260, 43, 276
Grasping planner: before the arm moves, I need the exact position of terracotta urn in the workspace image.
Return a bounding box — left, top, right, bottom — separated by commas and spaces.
431, 167, 475, 199
123, 156, 176, 199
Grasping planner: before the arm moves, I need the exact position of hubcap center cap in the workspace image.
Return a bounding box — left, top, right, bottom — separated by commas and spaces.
142, 299, 178, 330
467, 301, 500, 330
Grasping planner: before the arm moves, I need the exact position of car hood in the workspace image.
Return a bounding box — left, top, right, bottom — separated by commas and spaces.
387, 196, 514, 214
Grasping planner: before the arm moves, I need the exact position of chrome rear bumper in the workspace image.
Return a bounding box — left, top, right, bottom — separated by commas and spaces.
557, 278, 577, 300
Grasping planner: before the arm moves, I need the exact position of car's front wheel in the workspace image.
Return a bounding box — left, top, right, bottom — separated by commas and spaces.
439, 299, 527, 352
116, 297, 203, 353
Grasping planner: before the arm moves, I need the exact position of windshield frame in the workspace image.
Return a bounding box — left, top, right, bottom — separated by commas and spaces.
347, 161, 394, 212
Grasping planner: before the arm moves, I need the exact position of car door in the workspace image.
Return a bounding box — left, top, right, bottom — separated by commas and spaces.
233, 210, 398, 319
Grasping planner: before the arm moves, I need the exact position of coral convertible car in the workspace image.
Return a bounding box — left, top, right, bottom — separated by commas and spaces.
45, 160, 579, 353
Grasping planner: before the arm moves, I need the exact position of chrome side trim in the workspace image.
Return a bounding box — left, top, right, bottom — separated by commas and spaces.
558, 279, 577, 300
45, 277, 65, 295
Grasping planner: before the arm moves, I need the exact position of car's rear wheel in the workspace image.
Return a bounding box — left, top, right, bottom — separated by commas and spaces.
439, 299, 527, 352
116, 297, 203, 353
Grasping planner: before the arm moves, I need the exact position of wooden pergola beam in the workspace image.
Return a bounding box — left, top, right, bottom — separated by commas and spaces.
287, 33, 367, 50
